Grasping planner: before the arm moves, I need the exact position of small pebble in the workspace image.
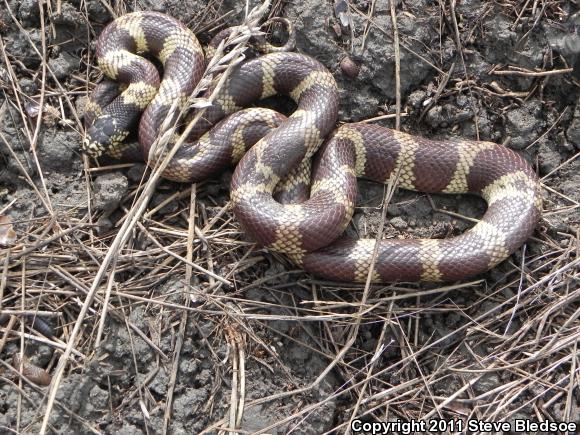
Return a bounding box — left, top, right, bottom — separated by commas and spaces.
390, 216, 408, 230
340, 56, 360, 78
93, 172, 128, 211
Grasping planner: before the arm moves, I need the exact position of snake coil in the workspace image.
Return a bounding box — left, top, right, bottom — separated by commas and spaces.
84, 12, 542, 283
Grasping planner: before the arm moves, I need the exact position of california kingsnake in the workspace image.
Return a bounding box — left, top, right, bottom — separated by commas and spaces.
83, 11, 542, 283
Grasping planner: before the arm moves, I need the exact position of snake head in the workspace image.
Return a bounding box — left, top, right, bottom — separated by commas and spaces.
82, 115, 127, 158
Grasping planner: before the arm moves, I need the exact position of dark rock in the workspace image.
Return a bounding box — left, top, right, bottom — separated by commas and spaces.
18, 78, 37, 94
505, 101, 545, 149
51, 2, 85, 27
5, 29, 41, 68
37, 130, 77, 171
127, 163, 147, 182
483, 14, 517, 65
425, 104, 473, 128
87, 0, 112, 24
407, 89, 427, 109
17, 0, 40, 26
48, 52, 77, 80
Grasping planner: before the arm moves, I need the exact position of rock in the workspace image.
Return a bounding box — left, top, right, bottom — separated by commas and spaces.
50, 2, 85, 27
406, 89, 427, 109
19, 78, 37, 94
127, 163, 147, 182
425, 104, 472, 128
172, 388, 210, 420
92, 172, 128, 211
148, 369, 169, 396
37, 130, 77, 171
505, 101, 545, 149
241, 405, 278, 433
483, 14, 517, 64
17, 0, 39, 26
390, 216, 408, 229
340, 56, 361, 78
87, 0, 112, 24
5, 29, 41, 68
50, 2, 89, 51
48, 52, 77, 80
387, 204, 401, 216
88, 384, 109, 411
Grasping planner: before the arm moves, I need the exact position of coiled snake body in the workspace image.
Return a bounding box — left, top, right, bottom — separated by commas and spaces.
84, 12, 542, 283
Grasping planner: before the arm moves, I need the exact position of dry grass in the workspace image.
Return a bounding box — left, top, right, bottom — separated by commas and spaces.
0, 0, 578, 433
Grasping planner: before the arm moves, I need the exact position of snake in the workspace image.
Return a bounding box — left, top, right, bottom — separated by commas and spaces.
83, 11, 542, 283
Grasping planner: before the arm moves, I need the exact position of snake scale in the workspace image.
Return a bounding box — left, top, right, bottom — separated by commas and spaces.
83, 12, 542, 283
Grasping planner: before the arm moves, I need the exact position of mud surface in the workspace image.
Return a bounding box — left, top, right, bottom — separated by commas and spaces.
1, 0, 579, 433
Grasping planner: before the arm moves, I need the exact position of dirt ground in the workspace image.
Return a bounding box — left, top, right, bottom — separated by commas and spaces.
0, 0, 579, 433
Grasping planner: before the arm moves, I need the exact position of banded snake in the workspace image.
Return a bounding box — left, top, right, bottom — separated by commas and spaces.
83, 11, 542, 283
